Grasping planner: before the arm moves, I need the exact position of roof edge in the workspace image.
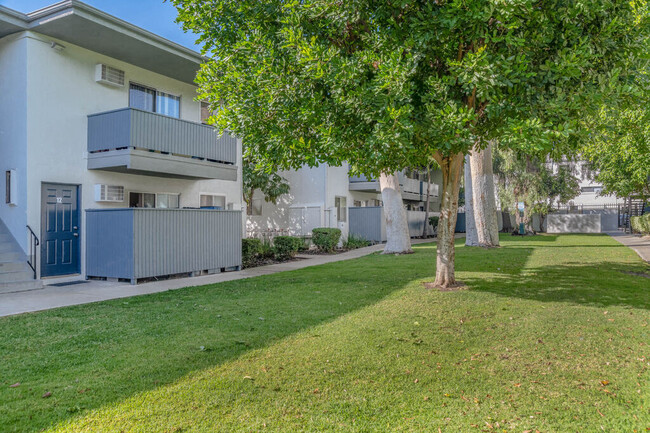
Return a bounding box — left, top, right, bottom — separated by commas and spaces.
0, 5, 29, 26
4, 0, 203, 63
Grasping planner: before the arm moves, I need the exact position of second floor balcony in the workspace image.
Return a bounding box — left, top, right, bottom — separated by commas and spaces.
87, 108, 238, 180
349, 173, 439, 202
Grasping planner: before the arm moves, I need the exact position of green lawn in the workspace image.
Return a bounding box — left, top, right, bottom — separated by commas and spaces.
1, 234, 649, 432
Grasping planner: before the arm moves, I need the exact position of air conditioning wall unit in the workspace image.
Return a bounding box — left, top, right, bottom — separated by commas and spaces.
94, 184, 125, 202
95, 64, 125, 87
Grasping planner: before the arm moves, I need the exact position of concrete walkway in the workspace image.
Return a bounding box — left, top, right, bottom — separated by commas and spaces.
607, 231, 650, 263
0, 239, 436, 317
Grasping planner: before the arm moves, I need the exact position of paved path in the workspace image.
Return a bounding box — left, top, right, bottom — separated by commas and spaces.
0, 239, 436, 317
607, 231, 650, 263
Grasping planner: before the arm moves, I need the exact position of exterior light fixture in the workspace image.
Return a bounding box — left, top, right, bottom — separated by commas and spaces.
50, 42, 65, 51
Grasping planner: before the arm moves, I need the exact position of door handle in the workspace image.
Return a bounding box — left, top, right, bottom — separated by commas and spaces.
73, 226, 78, 230
73, 233, 79, 237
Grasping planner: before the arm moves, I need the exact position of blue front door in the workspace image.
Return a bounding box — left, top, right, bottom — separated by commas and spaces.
41, 183, 80, 277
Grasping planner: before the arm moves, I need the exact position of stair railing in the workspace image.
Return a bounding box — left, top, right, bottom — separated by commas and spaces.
26, 225, 39, 280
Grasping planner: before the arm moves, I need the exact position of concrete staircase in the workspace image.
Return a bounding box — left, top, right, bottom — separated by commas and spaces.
0, 222, 43, 294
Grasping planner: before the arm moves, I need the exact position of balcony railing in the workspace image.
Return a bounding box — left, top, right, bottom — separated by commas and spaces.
87, 108, 238, 179
349, 174, 438, 199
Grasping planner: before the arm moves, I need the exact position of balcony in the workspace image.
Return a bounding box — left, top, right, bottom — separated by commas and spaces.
86, 208, 242, 283
349, 173, 439, 201
87, 108, 238, 180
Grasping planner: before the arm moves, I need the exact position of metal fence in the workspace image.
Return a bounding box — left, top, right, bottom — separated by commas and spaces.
86, 208, 242, 283
348, 207, 434, 242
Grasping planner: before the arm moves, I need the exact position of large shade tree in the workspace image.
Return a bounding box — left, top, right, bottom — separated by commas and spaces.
583, 107, 650, 202
173, 0, 648, 287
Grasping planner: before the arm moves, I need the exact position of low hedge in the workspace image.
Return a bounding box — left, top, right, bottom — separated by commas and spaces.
631, 214, 650, 235
273, 236, 302, 261
312, 228, 341, 252
242, 238, 263, 268
343, 234, 370, 249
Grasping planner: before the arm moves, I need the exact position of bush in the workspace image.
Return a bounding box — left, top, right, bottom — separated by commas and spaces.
260, 238, 275, 260
631, 214, 650, 235
291, 236, 308, 252
344, 234, 370, 249
273, 236, 301, 261
428, 216, 439, 231
312, 228, 342, 252
242, 238, 262, 268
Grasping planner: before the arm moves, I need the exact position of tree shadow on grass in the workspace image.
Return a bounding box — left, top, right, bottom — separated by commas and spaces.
450, 233, 649, 310
0, 252, 429, 432
466, 260, 650, 310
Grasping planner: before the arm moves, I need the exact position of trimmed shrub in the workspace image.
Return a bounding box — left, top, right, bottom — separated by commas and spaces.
312, 228, 342, 252
344, 234, 370, 249
242, 238, 262, 268
631, 214, 650, 235
273, 236, 301, 261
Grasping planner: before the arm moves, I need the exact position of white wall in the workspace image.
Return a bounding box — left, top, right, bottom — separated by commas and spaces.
245, 162, 446, 239
246, 165, 325, 236
0, 34, 29, 252
245, 163, 385, 239
0, 31, 242, 277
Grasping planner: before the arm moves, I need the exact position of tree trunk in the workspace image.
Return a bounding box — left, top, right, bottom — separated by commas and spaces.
539, 212, 546, 233
244, 189, 254, 216
422, 166, 431, 238
469, 142, 500, 247
432, 153, 464, 288
627, 195, 633, 233
523, 202, 534, 233
379, 172, 412, 254
464, 154, 479, 246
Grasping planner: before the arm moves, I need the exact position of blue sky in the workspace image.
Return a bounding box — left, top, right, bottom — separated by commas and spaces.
0, 0, 200, 51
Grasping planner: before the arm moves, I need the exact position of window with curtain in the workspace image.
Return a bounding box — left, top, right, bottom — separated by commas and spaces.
157, 92, 180, 118
129, 83, 180, 118
129, 84, 156, 112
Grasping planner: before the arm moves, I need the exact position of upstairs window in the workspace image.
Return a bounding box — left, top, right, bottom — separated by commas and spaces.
129, 83, 180, 118
157, 92, 180, 118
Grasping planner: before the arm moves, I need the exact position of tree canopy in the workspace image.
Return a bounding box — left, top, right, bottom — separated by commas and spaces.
242, 160, 290, 215
583, 107, 650, 201
173, 0, 649, 286
174, 0, 646, 170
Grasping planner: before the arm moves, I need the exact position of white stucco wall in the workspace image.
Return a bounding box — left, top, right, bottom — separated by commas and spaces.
0, 34, 29, 252
245, 163, 384, 239
245, 162, 445, 239
1, 31, 242, 276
